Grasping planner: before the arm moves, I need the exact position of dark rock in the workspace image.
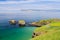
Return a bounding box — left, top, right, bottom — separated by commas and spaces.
32, 35, 34, 38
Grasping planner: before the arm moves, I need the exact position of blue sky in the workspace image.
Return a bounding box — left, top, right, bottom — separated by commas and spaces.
0, 0, 60, 13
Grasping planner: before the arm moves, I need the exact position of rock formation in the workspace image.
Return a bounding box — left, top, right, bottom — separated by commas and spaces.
18, 20, 25, 26
9, 20, 16, 25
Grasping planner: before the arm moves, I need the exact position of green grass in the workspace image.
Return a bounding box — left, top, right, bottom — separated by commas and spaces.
31, 30, 60, 40
50, 22, 60, 27
31, 22, 60, 40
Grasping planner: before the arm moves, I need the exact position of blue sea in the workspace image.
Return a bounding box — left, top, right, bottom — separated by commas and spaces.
0, 10, 60, 40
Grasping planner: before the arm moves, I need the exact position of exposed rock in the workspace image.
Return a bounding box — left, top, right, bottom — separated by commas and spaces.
9, 20, 16, 25
32, 31, 47, 38
18, 20, 25, 26
32, 32, 40, 38
29, 22, 42, 27
30, 20, 51, 27
32, 32, 36, 38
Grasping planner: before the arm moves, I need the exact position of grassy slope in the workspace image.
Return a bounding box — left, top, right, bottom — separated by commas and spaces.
31, 22, 60, 40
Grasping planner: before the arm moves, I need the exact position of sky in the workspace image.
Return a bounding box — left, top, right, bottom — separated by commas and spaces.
0, 0, 60, 13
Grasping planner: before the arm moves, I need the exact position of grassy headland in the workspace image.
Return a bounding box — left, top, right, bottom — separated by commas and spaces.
31, 18, 60, 40
30, 18, 60, 27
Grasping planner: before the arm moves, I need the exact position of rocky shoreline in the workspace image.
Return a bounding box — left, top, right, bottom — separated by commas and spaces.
9, 19, 60, 27
31, 18, 60, 39
9, 19, 60, 40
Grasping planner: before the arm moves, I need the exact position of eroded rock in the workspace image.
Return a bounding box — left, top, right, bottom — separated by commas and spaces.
9, 20, 16, 25
18, 20, 25, 26
32, 31, 47, 38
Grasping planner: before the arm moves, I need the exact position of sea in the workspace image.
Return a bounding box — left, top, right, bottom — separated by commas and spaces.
0, 10, 60, 40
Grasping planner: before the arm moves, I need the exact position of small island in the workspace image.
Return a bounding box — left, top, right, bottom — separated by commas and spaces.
9, 20, 16, 25
9, 20, 26, 26
18, 20, 25, 26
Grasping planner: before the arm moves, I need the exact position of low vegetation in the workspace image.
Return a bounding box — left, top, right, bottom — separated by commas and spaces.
31, 18, 60, 40
31, 18, 60, 27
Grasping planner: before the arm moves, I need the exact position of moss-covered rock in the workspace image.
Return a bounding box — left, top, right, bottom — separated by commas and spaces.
18, 20, 25, 26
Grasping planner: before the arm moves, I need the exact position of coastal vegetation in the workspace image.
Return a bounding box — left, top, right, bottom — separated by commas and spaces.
8, 19, 60, 40
31, 18, 60, 40
9, 18, 60, 27
30, 18, 60, 27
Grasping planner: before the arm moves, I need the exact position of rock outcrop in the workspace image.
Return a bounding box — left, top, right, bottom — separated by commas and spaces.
29, 22, 42, 27
9, 20, 16, 25
18, 20, 25, 26
30, 20, 51, 27
32, 31, 47, 38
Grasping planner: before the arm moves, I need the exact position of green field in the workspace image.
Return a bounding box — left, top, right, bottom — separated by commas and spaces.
31, 20, 60, 40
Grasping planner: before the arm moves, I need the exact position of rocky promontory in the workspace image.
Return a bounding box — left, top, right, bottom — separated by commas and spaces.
31, 18, 60, 40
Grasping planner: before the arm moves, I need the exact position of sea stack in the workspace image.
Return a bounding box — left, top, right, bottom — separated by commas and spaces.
18, 20, 25, 26
9, 20, 16, 25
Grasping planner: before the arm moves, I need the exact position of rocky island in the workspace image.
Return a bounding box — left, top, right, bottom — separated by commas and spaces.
9, 20, 16, 25
9, 20, 26, 26
18, 20, 25, 26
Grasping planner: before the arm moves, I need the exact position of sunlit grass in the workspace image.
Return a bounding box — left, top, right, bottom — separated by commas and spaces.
31, 21, 60, 40
50, 22, 60, 27
31, 30, 60, 40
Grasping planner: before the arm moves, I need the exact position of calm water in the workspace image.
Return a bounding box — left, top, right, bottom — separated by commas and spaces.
0, 27, 36, 40
0, 11, 60, 40
0, 18, 36, 40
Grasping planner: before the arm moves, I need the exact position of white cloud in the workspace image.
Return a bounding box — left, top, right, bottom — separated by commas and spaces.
0, 7, 21, 10
35, 0, 60, 1
0, 3, 60, 11
0, 0, 60, 13
26, 0, 36, 1
0, 0, 60, 4
0, 1, 33, 4
4, 0, 60, 1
